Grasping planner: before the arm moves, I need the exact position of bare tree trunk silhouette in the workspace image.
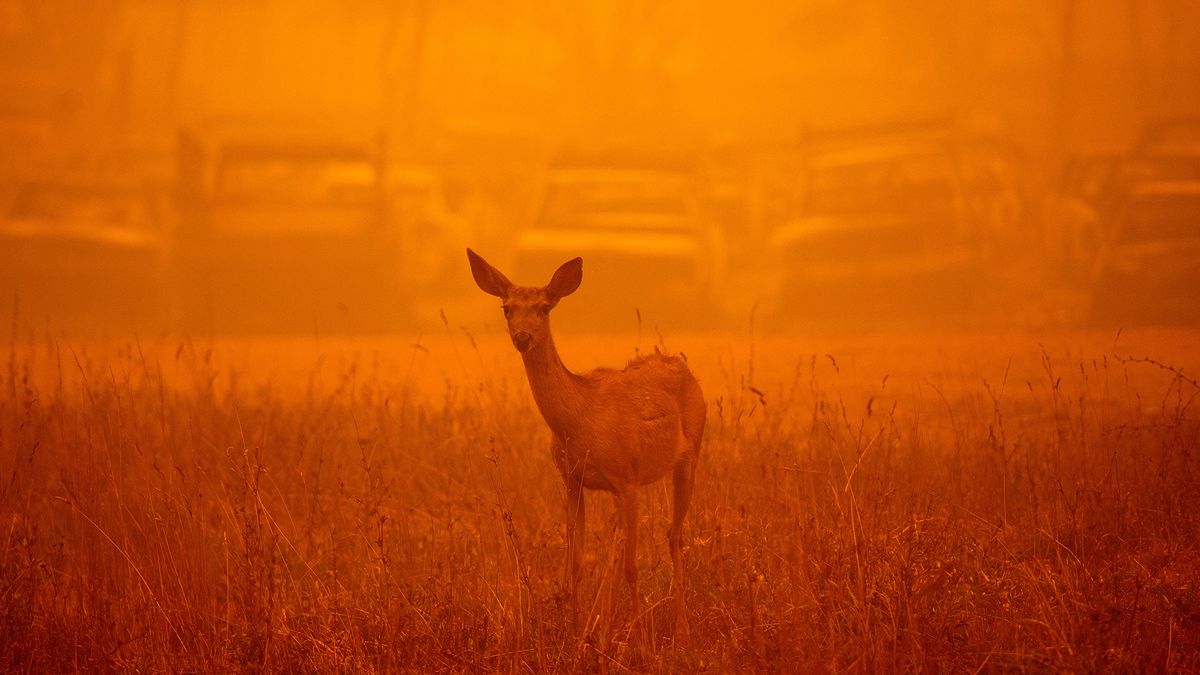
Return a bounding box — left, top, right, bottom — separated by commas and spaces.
379, 0, 431, 148
1053, 0, 1077, 168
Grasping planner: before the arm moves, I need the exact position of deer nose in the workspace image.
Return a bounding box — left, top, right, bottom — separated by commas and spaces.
512, 332, 532, 352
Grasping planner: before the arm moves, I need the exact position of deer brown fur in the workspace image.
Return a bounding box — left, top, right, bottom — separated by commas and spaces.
467, 248, 705, 640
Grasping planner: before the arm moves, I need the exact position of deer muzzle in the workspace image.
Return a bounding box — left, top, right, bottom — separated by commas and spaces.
512, 331, 532, 352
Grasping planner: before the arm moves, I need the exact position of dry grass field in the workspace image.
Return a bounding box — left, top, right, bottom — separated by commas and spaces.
1, 322, 1198, 672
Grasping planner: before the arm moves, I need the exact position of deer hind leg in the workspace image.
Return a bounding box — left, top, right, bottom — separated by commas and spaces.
669, 457, 696, 641
565, 480, 585, 633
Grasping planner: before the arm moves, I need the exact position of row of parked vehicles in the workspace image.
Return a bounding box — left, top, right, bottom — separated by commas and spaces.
768, 121, 1027, 326
1, 118, 1196, 334
510, 149, 724, 328
1, 128, 468, 333
511, 117, 1197, 330
495, 123, 1025, 331
1050, 118, 1200, 326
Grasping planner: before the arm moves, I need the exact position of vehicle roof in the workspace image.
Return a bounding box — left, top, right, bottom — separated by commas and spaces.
806, 142, 954, 170
1109, 153, 1200, 182
217, 141, 380, 163
545, 167, 691, 183
388, 164, 442, 188
1129, 180, 1200, 197
548, 148, 697, 173
1137, 116, 1200, 155
801, 117, 1017, 163
12, 175, 152, 195
1122, 151, 1200, 164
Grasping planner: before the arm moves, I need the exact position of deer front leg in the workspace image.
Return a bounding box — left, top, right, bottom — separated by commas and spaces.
618, 487, 640, 619
565, 479, 585, 632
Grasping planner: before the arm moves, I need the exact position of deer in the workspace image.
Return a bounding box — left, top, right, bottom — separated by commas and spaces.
466, 248, 705, 640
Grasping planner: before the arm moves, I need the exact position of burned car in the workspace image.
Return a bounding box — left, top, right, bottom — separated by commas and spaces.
388, 164, 472, 294
1135, 116, 1200, 156
770, 127, 1023, 324
175, 132, 404, 333
1083, 153, 1200, 325
0, 176, 170, 331
513, 155, 722, 329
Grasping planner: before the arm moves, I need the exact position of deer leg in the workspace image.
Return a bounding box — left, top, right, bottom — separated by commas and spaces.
669, 459, 696, 641
565, 480, 585, 632
619, 487, 640, 618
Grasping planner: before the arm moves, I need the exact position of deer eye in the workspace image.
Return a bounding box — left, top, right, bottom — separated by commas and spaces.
502, 306, 512, 319
539, 304, 551, 315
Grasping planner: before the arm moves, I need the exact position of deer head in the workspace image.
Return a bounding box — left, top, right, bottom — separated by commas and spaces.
467, 249, 583, 353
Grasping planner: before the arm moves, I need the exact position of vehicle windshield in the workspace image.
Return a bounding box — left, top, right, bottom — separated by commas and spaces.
803, 150, 957, 218
8, 185, 148, 229
1141, 123, 1200, 156
391, 184, 434, 220
216, 155, 377, 206
539, 171, 691, 231
1120, 187, 1200, 244
1110, 156, 1200, 186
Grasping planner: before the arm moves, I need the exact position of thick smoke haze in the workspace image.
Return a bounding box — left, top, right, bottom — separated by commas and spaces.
1, 0, 1198, 334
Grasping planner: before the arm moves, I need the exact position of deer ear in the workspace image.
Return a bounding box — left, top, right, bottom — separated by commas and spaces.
467, 248, 512, 297
546, 257, 583, 300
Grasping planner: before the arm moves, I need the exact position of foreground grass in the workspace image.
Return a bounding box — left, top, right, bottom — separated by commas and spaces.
1, 327, 1198, 672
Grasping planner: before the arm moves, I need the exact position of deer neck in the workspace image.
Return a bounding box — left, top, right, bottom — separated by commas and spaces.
520, 331, 586, 435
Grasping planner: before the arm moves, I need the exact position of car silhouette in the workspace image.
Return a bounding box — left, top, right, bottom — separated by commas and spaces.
174, 130, 405, 333
513, 152, 723, 329
0, 175, 170, 331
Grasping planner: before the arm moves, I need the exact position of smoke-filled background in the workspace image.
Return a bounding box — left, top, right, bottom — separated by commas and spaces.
2, 0, 1198, 334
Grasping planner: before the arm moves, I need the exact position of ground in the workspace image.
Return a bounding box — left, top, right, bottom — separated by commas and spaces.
1, 325, 1198, 672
